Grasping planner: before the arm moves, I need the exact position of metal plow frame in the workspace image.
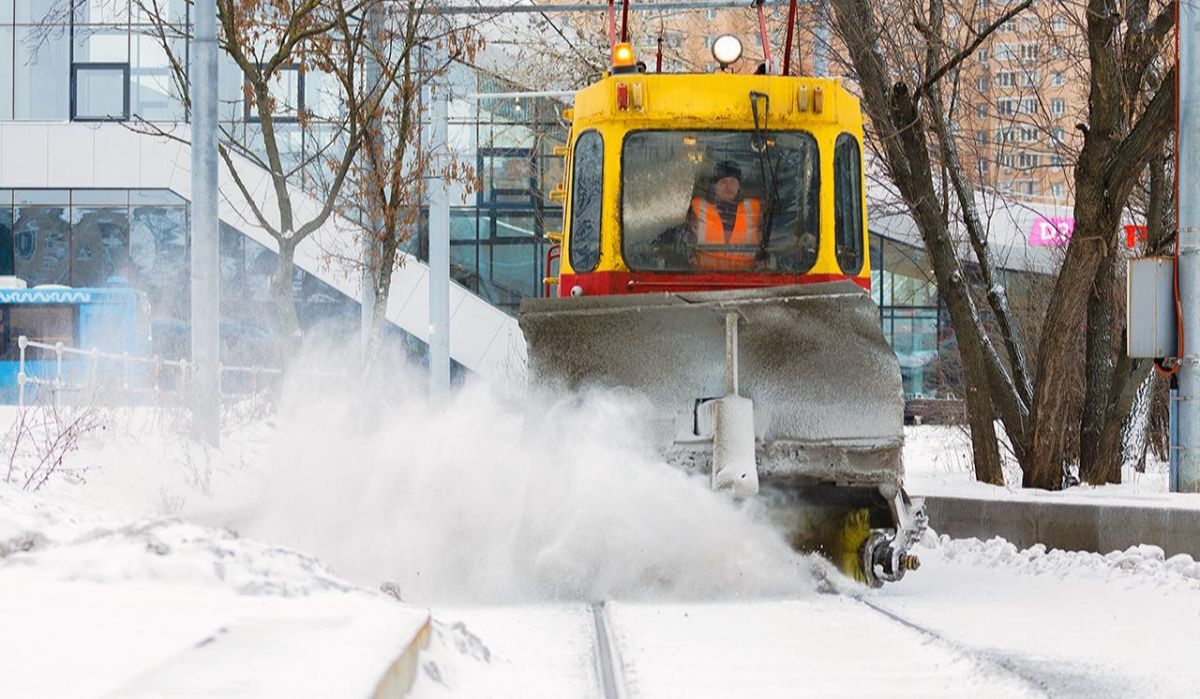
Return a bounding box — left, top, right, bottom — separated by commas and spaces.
521, 281, 906, 486
521, 281, 926, 584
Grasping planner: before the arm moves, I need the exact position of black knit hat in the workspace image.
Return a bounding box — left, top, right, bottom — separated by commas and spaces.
712, 160, 742, 181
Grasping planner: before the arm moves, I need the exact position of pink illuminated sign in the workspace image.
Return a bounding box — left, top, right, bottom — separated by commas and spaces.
1028, 217, 1075, 247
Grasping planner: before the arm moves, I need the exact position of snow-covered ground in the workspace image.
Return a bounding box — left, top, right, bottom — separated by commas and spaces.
0, 405, 427, 698
3, 385, 1200, 697
903, 424, 1200, 510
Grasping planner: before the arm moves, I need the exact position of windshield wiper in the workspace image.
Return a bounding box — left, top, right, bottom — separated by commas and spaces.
749, 91, 781, 260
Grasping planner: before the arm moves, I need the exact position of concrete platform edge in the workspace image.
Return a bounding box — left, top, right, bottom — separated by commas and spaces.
922, 495, 1200, 558
371, 617, 433, 699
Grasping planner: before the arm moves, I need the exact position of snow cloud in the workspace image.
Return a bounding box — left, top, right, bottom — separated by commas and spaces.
246, 350, 817, 604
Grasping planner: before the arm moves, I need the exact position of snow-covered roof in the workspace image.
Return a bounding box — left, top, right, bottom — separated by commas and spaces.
867, 171, 1070, 275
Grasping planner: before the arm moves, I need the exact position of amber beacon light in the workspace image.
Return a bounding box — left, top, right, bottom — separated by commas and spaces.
612, 42, 635, 68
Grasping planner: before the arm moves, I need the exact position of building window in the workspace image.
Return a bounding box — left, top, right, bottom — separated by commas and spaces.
995, 99, 1016, 115
706, 7, 717, 19
71, 64, 130, 121
568, 130, 603, 273
1051, 99, 1065, 116
1020, 97, 1037, 113
1053, 15, 1066, 31
976, 131, 989, 145
1018, 181, 1037, 196
245, 65, 304, 122
977, 103, 989, 118
977, 48, 989, 62
705, 35, 715, 49
13, 27, 69, 120
834, 134, 864, 275
1051, 45, 1067, 59
1020, 43, 1040, 62
1020, 70, 1039, 87
976, 160, 990, 177
1051, 153, 1065, 167
976, 76, 989, 91
1020, 126, 1038, 142
1018, 151, 1040, 169
995, 71, 1013, 87
1052, 72, 1066, 86
1052, 183, 1065, 198
1052, 127, 1066, 141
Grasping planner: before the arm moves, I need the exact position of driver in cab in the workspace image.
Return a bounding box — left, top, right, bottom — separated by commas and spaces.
687, 160, 764, 271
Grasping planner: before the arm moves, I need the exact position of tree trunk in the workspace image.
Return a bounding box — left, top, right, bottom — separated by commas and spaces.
1080, 243, 1118, 482
272, 241, 302, 351
366, 226, 402, 359
1025, 161, 1110, 488
886, 89, 1005, 485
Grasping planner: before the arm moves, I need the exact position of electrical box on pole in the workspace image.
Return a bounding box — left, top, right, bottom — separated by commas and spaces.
1126, 257, 1177, 359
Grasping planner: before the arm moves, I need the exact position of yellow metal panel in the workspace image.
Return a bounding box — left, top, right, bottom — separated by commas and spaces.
558, 73, 869, 279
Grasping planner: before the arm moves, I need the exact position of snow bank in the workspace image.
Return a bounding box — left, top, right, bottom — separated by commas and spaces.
923, 533, 1200, 592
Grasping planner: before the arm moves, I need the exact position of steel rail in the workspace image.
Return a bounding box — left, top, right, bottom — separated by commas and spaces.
591, 602, 624, 699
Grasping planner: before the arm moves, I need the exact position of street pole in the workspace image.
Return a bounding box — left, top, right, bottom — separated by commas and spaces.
427, 45, 451, 397
190, 0, 220, 445
1179, 1, 1200, 492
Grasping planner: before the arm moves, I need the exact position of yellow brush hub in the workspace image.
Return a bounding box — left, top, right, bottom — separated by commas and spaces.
779, 505, 874, 583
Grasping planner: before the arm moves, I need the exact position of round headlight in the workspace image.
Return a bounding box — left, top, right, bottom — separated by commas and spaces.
712, 34, 743, 68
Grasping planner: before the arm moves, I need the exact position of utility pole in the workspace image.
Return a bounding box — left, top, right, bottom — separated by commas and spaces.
190, 0, 220, 444
427, 44, 451, 397
1179, 2, 1200, 492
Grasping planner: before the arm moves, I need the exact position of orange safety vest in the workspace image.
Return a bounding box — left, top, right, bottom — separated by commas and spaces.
690, 197, 763, 271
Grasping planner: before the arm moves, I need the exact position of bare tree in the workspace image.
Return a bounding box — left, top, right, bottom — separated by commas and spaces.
1024, 0, 1175, 488
830, 0, 1039, 484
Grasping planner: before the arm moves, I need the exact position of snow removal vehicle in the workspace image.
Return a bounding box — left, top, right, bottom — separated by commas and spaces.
520, 30, 927, 586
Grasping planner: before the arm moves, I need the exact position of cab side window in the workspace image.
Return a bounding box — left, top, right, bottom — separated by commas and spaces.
834, 133, 865, 275
569, 130, 604, 272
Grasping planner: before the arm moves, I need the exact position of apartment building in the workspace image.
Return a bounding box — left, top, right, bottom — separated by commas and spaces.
603, 0, 1082, 204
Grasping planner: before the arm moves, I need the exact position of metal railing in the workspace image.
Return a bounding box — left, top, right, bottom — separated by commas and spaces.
16, 336, 284, 409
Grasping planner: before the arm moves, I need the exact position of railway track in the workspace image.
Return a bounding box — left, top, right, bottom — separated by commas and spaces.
587, 596, 1046, 698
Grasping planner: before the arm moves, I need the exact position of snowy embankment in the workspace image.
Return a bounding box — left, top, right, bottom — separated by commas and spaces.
0, 406, 428, 698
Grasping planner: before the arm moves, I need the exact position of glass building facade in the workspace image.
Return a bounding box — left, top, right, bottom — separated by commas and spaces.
0, 189, 359, 364
870, 236, 944, 399
444, 79, 566, 315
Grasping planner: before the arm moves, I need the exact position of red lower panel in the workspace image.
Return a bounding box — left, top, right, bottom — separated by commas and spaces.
556, 270, 871, 297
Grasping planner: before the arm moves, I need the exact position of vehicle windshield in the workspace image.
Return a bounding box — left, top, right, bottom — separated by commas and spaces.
621, 130, 820, 274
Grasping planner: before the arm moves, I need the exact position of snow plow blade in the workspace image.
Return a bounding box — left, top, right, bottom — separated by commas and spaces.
519, 281, 905, 487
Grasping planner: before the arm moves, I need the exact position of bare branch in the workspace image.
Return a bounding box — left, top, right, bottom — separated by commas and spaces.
916, 0, 1033, 99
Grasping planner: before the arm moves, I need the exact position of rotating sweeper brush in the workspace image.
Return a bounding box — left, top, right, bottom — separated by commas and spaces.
524, 36, 927, 585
